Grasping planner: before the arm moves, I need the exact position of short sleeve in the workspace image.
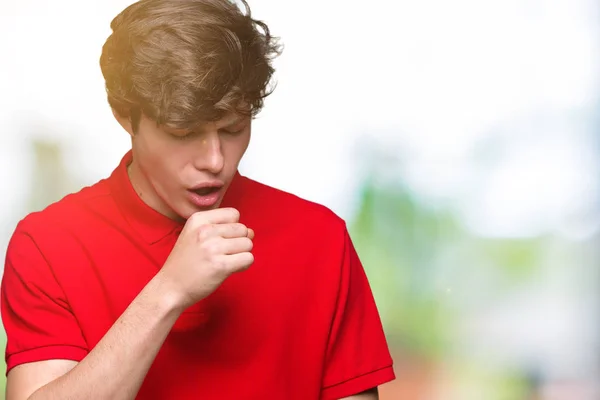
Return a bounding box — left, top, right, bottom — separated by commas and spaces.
1, 227, 89, 374
320, 226, 395, 399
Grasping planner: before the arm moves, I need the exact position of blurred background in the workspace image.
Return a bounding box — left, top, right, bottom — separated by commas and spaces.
1, 0, 599, 398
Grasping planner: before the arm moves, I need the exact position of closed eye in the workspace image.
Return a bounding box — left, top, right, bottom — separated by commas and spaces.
220, 124, 248, 135
171, 133, 194, 141
165, 128, 195, 141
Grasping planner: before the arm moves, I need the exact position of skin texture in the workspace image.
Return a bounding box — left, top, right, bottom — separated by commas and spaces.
341, 388, 379, 399
5, 113, 379, 400
6, 113, 255, 400
123, 112, 252, 220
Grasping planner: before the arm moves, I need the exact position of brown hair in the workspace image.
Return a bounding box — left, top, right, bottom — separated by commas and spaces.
100, 0, 281, 131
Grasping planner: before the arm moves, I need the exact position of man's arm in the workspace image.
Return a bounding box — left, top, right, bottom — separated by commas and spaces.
7, 275, 183, 400
340, 387, 378, 399
4, 209, 254, 400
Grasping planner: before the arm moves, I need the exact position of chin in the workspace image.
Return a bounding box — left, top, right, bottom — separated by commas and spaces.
181, 202, 222, 219
172, 204, 195, 221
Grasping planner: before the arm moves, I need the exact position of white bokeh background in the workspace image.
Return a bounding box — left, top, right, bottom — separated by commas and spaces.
1, 0, 599, 398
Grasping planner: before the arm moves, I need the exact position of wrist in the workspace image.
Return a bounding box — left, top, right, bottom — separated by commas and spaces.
144, 273, 188, 317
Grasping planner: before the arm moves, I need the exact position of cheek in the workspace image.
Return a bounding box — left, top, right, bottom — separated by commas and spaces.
136, 142, 183, 185
157, 155, 186, 186
225, 133, 251, 160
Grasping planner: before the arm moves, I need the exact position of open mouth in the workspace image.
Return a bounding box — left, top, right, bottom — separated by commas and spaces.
191, 186, 221, 196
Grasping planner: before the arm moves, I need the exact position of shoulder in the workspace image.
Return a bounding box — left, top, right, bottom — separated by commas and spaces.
5, 180, 112, 289
241, 175, 347, 234
10, 179, 111, 247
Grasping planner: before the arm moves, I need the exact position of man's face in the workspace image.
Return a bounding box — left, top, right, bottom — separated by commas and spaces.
123, 112, 251, 221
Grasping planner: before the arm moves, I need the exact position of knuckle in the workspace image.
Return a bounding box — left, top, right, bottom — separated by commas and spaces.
189, 212, 203, 225
197, 224, 214, 239
227, 208, 241, 222
242, 253, 254, 268
235, 223, 248, 236
202, 238, 221, 254
213, 258, 227, 271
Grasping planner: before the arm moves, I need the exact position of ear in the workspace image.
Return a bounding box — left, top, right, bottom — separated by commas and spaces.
112, 108, 135, 137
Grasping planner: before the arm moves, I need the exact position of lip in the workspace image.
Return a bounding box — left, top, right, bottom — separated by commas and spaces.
187, 187, 222, 208
189, 181, 224, 190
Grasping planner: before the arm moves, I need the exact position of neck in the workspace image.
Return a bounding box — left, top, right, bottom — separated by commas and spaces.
126, 158, 179, 221
126, 160, 144, 199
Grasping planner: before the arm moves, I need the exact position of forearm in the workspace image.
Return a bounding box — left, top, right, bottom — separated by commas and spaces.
340, 388, 378, 399
28, 275, 184, 400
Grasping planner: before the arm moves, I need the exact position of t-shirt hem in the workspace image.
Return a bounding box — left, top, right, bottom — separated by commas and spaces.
6, 345, 89, 375
321, 365, 396, 400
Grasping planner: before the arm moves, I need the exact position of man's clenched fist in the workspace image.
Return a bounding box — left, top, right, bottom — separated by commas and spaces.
157, 208, 254, 310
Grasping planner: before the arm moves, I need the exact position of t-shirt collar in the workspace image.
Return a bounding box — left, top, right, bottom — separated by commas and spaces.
107, 150, 245, 244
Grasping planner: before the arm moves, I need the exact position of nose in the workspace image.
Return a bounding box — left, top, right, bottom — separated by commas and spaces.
194, 132, 224, 175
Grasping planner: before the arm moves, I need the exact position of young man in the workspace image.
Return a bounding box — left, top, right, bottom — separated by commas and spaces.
1, 0, 395, 399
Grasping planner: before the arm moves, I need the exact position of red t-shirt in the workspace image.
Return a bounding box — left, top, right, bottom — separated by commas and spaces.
1, 151, 395, 399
